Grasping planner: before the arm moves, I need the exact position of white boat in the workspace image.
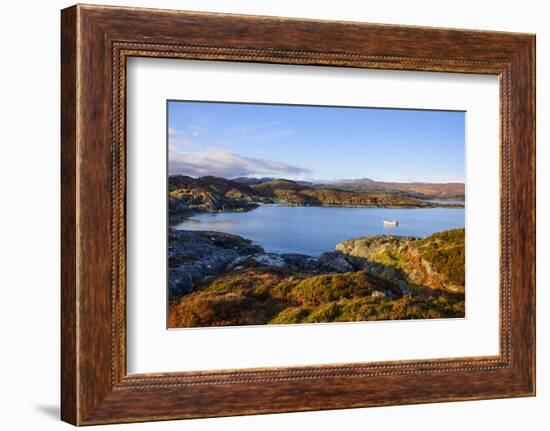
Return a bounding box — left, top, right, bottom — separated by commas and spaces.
383, 219, 399, 226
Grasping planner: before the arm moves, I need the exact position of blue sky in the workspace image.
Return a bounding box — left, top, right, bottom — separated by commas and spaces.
168, 101, 465, 183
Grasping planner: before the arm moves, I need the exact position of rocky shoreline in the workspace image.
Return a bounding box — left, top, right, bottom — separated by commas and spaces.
169, 227, 464, 298
168, 227, 465, 327
168, 229, 357, 299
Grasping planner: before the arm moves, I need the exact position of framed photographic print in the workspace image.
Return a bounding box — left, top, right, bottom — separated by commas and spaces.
61, 4, 535, 425
165, 100, 467, 330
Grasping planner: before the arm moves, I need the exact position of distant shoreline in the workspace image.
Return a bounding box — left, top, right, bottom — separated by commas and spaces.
169, 200, 465, 225
168, 174, 465, 224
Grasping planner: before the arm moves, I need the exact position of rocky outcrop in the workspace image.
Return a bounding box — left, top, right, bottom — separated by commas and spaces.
335, 229, 465, 293
169, 230, 366, 299
168, 190, 259, 221
168, 229, 264, 298
316, 251, 355, 273
168, 175, 267, 221
169, 228, 465, 305
336, 235, 418, 259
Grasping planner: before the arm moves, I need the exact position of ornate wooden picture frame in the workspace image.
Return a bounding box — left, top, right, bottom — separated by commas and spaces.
61, 4, 535, 425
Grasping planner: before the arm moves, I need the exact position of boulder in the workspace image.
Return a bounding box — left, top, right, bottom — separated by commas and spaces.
168, 229, 264, 299
370, 290, 397, 299
228, 253, 286, 270
251, 253, 285, 267
280, 253, 317, 271
316, 251, 355, 273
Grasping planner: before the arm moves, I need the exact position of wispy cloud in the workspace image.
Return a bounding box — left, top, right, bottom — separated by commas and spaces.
187, 125, 206, 137
230, 120, 296, 144
242, 120, 282, 133
168, 127, 196, 151
169, 148, 313, 179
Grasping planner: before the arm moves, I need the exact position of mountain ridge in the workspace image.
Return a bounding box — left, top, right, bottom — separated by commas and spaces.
231, 176, 465, 200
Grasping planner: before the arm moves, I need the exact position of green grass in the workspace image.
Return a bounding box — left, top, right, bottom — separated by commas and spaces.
169, 266, 464, 328
417, 228, 465, 286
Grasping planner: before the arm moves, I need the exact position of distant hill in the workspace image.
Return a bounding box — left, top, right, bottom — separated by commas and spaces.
168, 175, 464, 221
232, 176, 465, 200
170, 175, 255, 196
232, 176, 276, 185
233, 176, 314, 187
324, 178, 464, 200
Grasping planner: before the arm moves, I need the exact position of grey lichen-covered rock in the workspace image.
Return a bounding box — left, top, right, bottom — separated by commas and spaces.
316, 251, 355, 273
168, 229, 264, 299
229, 250, 359, 274
334, 235, 419, 294
280, 253, 318, 271
335, 235, 418, 260
168, 195, 189, 215
250, 253, 286, 267
228, 253, 287, 270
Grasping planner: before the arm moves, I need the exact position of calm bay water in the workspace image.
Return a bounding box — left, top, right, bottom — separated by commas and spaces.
174, 205, 465, 257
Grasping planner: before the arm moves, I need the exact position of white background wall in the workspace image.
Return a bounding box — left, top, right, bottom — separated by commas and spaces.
0, 0, 546, 429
